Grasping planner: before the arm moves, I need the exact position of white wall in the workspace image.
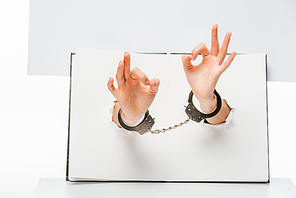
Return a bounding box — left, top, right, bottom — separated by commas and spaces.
0, 1, 295, 197
0, 1, 67, 197
27, 0, 296, 82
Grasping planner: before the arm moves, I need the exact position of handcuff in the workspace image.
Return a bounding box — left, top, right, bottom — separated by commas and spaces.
118, 90, 222, 135
117, 108, 155, 135
185, 89, 222, 123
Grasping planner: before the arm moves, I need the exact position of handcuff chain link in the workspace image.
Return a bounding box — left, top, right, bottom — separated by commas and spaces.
148, 118, 190, 134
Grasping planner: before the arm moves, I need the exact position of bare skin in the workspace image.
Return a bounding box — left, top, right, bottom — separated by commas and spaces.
108, 25, 236, 127
182, 24, 236, 124
107, 52, 160, 126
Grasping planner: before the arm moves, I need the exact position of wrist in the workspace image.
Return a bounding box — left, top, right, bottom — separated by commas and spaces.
112, 101, 121, 127
118, 109, 155, 135
120, 111, 140, 126
198, 94, 217, 114
185, 90, 222, 123
112, 101, 144, 127
205, 99, 231, 125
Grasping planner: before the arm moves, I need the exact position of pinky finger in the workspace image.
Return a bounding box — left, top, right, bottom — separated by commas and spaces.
107, 77, 120, 99
219, 51, 236, 74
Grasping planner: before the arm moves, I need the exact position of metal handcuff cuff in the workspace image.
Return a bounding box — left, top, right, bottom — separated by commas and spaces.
118, 89, 222, 135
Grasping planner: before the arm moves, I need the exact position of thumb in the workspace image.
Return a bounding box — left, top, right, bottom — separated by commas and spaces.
182, 55, 193, 70
148, 78, 160, 94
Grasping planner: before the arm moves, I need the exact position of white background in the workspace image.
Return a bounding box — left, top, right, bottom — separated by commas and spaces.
0, 0, 295, 197
27, 0, 296, 82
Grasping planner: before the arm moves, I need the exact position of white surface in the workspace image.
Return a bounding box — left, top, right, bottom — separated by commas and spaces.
27, 0, 296, 82
0, 1, 296, 197
268, 82, 296, 183
68, 48, 268, 182
32, 178, 296, 198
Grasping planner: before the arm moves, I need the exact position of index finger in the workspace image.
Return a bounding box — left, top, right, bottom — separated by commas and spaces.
130, 67, 149, 86
191, 43, 210, 61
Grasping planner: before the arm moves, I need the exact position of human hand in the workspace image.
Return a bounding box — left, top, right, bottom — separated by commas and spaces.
182, 24, 236, 113
107, 52, 160, 126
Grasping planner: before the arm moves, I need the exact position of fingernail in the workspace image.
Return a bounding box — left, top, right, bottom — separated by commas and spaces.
191, 55, 194, 61
151, 80, 156, 86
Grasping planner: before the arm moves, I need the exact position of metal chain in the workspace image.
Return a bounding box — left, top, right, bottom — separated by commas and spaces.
149, 118, 190, 134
